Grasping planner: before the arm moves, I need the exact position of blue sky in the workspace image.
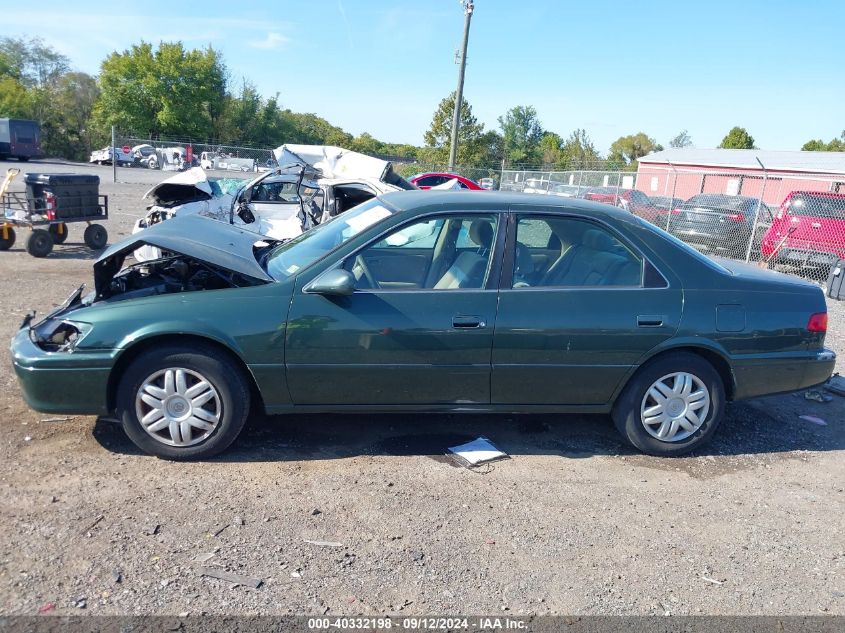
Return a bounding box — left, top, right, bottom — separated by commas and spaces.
5, 0, 844, 154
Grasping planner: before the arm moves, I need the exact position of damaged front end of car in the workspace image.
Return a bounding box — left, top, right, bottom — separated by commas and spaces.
23, 215, 275, 353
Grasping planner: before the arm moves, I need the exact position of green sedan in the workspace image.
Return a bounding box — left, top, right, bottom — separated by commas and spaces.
11, 191, 835, 459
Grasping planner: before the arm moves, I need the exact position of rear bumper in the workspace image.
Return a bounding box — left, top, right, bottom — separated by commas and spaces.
10, 327, 113, 415
732, 349, 836, 400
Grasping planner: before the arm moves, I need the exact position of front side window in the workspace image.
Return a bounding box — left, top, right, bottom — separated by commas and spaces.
348, 214, 499, 290
512, 215, 643, 288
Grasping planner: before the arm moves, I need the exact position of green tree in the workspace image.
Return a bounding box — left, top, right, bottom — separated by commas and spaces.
802, 131, 845, 152
718, 126, 755, 149
498, 105, 543, 166
0, 76, 31, 118
40, 72, 100, 160
423, 92, 485, 165
0, 36, 69, 88
560, 128, 601, 169
669, 130, 692, 148
93, 41, 226, 138
608, 132, 662, 169
538, 132, 563, 169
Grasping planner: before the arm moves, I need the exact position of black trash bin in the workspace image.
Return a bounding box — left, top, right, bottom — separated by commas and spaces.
24, 173, 102, 219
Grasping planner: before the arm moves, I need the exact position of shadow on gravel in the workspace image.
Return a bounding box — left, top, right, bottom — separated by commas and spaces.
92, 393, 845, 466
0, 243, 103, 260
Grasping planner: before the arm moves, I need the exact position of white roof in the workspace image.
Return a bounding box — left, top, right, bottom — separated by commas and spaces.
638, 148, 845, 175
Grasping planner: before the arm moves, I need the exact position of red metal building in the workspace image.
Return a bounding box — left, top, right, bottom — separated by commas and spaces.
636, 148, 845, 206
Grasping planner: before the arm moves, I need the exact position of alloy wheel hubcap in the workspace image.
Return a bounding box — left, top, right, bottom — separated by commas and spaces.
640, 371, 710, 442
135, 368, 222, 447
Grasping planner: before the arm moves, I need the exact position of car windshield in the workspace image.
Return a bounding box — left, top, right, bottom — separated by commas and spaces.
788, 194, 845, 220
264, 199, 395, 280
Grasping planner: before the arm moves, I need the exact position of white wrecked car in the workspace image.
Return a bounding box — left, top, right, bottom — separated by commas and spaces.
132, 144, 416, 261
131, 168, 249, 261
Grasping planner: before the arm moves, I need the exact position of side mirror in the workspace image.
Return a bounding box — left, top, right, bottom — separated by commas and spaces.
305, 268, 356, 296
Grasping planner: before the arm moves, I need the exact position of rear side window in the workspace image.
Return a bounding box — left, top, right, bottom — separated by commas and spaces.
513, 216, 643, 288
788, 194, 845, 220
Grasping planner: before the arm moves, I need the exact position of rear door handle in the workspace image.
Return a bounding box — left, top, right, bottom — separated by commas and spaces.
811, 222, 822, 229
637, 315, 664, 327
453, 315, 486, 329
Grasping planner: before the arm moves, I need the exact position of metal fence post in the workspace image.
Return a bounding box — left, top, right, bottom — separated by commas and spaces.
744, 157, 768, 263
665, 162, 677, 231
111, 126, 117, 183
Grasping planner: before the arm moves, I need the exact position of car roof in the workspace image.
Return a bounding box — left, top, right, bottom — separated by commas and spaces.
379, 189, 634, 220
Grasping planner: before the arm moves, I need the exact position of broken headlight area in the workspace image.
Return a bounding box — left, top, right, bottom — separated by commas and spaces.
136, 209, 175, 229
29, 319, 92, 353
100, 255, 262, 302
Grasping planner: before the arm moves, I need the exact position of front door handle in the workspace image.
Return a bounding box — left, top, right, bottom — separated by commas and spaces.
811, 222, 822, 229
637, 315, 664, 327
453, 315, 486, 329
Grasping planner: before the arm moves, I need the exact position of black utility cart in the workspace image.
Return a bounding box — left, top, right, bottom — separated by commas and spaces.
1, 173, 109, 257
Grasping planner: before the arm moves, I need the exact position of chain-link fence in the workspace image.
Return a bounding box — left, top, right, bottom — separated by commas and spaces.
500, 165, 845, 285
111, 136, 276, 174
102, 137, 845, 286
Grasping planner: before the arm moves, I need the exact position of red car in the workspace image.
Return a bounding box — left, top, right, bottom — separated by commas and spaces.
582, 188, 667, 224
761, 191, 845, 268
410, 172, 483, 190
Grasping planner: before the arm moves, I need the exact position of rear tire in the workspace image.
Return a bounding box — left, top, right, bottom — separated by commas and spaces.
0, 227, 15, 250
26, 229, 53, 257
84, 223, 108, 249
612, 352, 725, 456
48, 223, 68, 244
116, 344, 251, 460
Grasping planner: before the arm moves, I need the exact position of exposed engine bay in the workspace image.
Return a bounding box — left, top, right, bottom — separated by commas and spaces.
99, 254, 261, 302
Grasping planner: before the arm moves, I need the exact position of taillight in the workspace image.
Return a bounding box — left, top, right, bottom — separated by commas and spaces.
726, 213, 745, 222
44, 191, 56, 221
807, 312, 828, 333
671, 208, 682, 215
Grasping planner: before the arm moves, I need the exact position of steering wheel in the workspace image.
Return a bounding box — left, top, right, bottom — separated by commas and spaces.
354, 255, 378, 289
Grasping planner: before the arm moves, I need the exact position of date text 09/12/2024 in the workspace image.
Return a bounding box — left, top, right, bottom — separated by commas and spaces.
307, 617, 528, 630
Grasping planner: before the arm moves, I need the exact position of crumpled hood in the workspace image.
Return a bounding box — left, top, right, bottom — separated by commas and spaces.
272, 144, 416, 191
143, 167, 214, 205
95, 215, 272, 296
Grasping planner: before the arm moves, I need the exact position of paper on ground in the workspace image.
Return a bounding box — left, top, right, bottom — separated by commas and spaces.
448, 437, 508, 467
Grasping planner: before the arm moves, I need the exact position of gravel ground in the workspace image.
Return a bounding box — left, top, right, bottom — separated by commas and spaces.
0, 159, 843, 617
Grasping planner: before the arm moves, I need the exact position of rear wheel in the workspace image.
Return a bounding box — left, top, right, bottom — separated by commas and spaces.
84, 223, 108, 249
48, 223, 68, 244
0, 226, 15, 250
612, 352, 725, 456
26, 229, 53, 257
116, 344, 251, 459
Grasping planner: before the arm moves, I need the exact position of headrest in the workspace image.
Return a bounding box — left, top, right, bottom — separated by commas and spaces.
581, 228, 615, 252
469, 220, 494, 248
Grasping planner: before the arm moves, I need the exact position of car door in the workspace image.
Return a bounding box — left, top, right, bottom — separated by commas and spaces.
492, 210, 683, 405
285, 211, 504, 405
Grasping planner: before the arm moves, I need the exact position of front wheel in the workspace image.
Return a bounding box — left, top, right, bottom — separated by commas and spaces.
116, 344, 251, 460
26, 229, 53, 257
612, 352, 725, 456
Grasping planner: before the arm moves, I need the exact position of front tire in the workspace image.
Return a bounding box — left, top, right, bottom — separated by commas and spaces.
612, 352, 725, 456
116, 344, 251, 460
26, 229, 53, 257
